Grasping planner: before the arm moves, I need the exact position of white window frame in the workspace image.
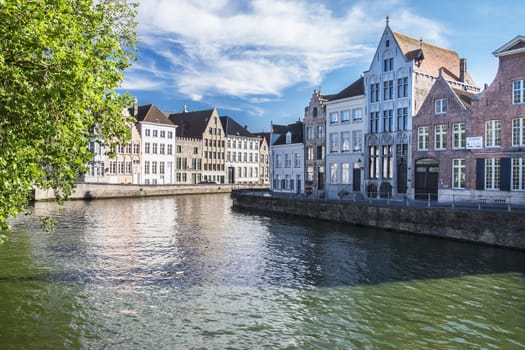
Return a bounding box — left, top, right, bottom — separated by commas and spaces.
434, 124, 447, 150
512, 157, 525, 190
485, 158, 500, 190
418, 126, 429, 150
485, 120, 501, 147
452, 158, 465, 189
453, 123, 466, 149
513, 80, 525, 104
435, 98, 447, 114
512, 118, 525, 146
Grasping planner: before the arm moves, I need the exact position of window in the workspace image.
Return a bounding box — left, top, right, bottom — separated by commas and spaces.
329, 112, 339, 124
396, 107, 408, 131
316, 125, 324, 139
284, 153, 292, 168
306, 126, 313, 140
152, 143, 158, 154
160, 162, 165, 174
418, 126, 429, 150
513, 118, 525, 146
352, 108, 363, 121
276, 154, 282, 168
152, 161, 157, 174
167, 144, 173, 155
485, 158, 500, 190
435, 98, 447, 114
513, 80, 525, 104
294, 153, 301, 168
167, 131, 173, 139
126, 161, 132, 174
453, 123, 466, 149
383, 110, 393, 132
159, 144, 165, 154
313, 107, 318, 118
330, 163, 338, 183
133, 144, 140, 154
370, 112, 379, 133
317, 146, 324, 160
397, 77, 408, 98
485, 120, 501, 147
341, 132, 351, 153
145, 142, 150, 154
307, 146, 314, 161
341, 110, 350, 123
383, 80, 394, 100
370, 83, 380, 103
109, 161, 116, 174
160, 130, 165, 138
383, 57, 393, 72
352, 130, 362, 152
452, 159, 465, 189
382, 145, 393, 179
193, 147, 198, 154
144, 161, 150, 174
512, 157, 525, 190
434, 124, 447, 150
152, 130, 158, 137
342, 163, 350, 183
369, 146, 379, 179
329, 133, 339, 153
145, 129, 151, 137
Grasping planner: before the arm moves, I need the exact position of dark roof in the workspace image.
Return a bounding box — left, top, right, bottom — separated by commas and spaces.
168, 109, 215, 138
253, 132, 270, 146
328, 77, 364, 101
271, 124, 287, 134
130, 104, 174, 126
219, 116, 254, 137
274, 121, 304, 145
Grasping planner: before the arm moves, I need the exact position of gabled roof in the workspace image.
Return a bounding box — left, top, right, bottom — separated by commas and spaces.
219, 116, 254, 138
328, 77, 364, 101
253, 132, 270, 147
168, 109, 216, 138
274, 121, 303, 145
452, 88, 475, 110
492, 35, 525, 57
392, 31, 476, 85
130, 104, 175, 126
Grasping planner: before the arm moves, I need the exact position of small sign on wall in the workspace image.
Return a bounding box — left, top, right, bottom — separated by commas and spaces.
466, 136, 483, 149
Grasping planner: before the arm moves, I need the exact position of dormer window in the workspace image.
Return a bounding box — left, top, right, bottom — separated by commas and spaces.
286, 131, 292, 144
513, 80, 525, 104
435, 98, 447, 114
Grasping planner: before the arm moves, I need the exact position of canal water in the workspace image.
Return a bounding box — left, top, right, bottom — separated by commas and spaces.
1, 194, 524, 349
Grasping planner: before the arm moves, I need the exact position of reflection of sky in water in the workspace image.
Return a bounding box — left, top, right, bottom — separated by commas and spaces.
1, 194, 524, 349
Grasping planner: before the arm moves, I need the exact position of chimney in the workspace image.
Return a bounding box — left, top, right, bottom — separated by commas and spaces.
133, 98, 138, 117
459, 58, 467, 82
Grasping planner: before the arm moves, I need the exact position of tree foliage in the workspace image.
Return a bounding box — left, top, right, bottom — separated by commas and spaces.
0, 0, 138, 232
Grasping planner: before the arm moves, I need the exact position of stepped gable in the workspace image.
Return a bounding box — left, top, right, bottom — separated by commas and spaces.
274, 121, 303, 145
328, 77, 364, 101
393, 32, 477, 86
168, 109, 215, 138
130, 104, 174, 125
219, 116, 254, 137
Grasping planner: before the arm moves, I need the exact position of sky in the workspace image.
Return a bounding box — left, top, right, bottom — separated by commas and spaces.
120, 0, 524, 132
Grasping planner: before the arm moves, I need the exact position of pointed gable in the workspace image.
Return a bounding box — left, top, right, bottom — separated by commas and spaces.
492, 35, 525, 57
130, 104, 174, 126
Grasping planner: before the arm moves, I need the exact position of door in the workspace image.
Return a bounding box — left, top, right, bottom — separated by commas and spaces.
352, 168, 361, 192
397, 157, 407, 194
414, 159, 439, 200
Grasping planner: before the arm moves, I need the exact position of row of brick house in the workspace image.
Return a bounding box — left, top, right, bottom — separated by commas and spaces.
81, 104, 271, 186
270, 19, 525, 204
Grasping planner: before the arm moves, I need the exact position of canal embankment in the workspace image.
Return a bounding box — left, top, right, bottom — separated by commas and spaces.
231, 191, 525, 250
33, 183, 255, 201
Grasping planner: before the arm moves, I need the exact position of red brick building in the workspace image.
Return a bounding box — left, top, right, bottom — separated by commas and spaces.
411, 75, 475, 200
468, 35, 525, 204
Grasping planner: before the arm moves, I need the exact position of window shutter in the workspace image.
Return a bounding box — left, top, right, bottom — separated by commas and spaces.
500, 158, 511, 191
476, 158, 485, 190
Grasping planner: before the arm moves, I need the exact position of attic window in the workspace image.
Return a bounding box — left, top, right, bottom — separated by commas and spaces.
313, 107, 318, 118
386, 39, 390, 47
435, 98, 447, 114
286, 131, 292, 144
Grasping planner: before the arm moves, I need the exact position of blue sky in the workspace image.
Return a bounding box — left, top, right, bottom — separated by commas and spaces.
120, 0, 523, 132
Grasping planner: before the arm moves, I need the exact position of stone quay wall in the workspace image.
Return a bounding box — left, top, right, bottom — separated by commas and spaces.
231, 192, 525, 250
33, 183, 244, 201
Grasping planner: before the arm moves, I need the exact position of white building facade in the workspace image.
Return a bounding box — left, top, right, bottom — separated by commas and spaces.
270, 122, 304, 195
325, 78, 366, 200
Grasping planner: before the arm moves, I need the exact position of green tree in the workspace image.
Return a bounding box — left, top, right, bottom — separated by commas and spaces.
0, 0, 138, 233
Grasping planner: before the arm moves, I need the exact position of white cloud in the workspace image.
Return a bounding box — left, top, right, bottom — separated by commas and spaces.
129, 0, 447, 102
